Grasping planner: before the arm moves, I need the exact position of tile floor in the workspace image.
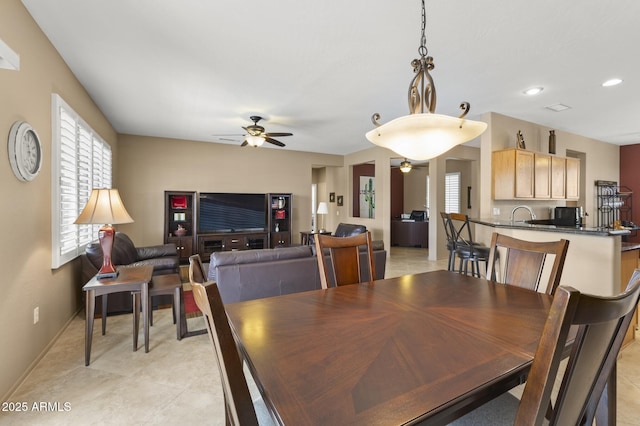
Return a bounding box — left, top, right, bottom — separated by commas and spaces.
1, 247, 639, 425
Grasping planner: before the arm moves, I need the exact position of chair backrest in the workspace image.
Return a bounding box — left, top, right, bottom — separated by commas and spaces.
188, 254, 207, 285
447, 213, 476, 247
315, 231, 375, 289
440, 212, 454, 245
486, 232, 569, 295
515, 271, 640, 425
191, 280, 259, 426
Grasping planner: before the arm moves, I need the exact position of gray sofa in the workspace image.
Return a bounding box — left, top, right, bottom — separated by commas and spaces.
208, 242, 386, 304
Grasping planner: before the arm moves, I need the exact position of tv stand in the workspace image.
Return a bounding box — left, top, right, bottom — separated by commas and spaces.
198, 231, 268, 259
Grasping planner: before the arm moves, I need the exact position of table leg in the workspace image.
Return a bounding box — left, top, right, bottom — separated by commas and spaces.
142, 282, 149, 353
175, 286, 182, 340
101, 295, 108, 335
85, 290, 95, 366
133, 292, 140, 351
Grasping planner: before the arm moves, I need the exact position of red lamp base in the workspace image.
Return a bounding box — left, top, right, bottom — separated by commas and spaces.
96, 224, 118, 279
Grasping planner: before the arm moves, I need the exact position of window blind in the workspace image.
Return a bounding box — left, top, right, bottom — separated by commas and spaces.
51, 94, 112, 268
445, 172, 460, 213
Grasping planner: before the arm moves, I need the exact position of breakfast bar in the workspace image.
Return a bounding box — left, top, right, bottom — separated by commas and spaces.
470, 218, 629, 297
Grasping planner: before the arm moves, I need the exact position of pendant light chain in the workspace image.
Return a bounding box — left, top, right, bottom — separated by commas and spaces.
419, 0, 428, 58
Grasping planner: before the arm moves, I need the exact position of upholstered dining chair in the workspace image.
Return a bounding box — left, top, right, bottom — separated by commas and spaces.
315, 231, 376, 289
486, 232, 570, 295
191, 279, 275, 426
448, 213, 491, 278
449, 270, 640, 426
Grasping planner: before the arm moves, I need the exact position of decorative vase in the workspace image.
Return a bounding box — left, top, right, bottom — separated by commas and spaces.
549, 130, 556, 154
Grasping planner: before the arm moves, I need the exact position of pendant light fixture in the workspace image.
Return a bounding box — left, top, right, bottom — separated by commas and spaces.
366, 0, 487, 161
399, 159, 412, 173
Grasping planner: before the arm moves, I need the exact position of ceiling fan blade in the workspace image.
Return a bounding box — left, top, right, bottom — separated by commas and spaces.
264, 137, 286, 147
241, 140, 248, 147
264, 132, 293, 137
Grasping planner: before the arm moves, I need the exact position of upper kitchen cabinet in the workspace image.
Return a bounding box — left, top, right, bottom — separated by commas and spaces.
492, 148, 579, 200
565, 157, 580, 200
492, 149, 534, 199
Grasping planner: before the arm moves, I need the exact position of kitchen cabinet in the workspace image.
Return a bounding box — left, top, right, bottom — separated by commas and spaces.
492, 148, 579, 200
534, 153, 550, 198
492, 149, 534, 199
566, 157, 580, 200
551, 156, 566, 199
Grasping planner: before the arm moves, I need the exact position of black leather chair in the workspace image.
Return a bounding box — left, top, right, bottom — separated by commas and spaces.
80, 232, 179, 315
308, 223, 367, 245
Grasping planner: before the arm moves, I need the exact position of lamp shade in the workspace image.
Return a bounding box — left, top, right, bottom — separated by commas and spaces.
75, 188, 134, 225
317, 202, 329, 215
366, 113, 487, 161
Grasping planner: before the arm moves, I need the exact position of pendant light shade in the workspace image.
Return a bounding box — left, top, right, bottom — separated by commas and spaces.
366, 0, 486, 161
367, 113, 486, 161
399, 158, 412, 173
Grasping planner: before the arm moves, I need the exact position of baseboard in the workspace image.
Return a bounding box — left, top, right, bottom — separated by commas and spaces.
1, 307, 82, 402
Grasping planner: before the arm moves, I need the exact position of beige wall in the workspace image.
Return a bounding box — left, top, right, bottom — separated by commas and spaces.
0, 0, 118, 400
115, 135, 343, 246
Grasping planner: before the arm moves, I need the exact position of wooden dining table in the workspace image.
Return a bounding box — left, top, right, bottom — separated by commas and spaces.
225, 270, 556, 425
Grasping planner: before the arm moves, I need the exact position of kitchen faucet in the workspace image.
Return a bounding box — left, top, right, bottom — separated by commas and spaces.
510, 205, 536, 222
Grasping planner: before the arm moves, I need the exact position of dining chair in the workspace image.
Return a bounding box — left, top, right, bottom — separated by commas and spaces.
450, 270, 640, 426
486, 232, 570, 295
314, 231, 376, 289
188, 254, 207, 285
448, 213, 491, 278
191, 279, 275, 426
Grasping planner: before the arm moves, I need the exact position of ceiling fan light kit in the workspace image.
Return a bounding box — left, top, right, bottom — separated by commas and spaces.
239, 115, 292, 148
399, 158, 412, 173
366, 0, 487, 161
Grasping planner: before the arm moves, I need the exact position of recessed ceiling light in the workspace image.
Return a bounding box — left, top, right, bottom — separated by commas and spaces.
545, 103, 572, 112
602, 78, 622, 87
523, 87, 544, 96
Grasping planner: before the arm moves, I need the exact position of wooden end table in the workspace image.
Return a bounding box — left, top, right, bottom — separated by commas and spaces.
83, 265, 153, 366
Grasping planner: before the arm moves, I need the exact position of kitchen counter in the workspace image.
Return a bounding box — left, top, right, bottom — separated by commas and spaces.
471, 217, 624, 296
470, 218, 629, 237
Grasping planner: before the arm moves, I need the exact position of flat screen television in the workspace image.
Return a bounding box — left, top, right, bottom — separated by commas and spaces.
198, 193, 267, 233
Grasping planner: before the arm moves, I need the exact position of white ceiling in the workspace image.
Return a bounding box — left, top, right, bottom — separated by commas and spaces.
21, 0, 640, 157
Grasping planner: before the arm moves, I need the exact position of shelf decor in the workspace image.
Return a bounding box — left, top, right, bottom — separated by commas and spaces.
171, 195, 187, 209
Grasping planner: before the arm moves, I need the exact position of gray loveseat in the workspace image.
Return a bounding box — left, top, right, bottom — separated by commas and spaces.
208, 242, 387, 304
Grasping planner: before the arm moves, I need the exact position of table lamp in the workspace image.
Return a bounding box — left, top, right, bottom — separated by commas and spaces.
317, 202, 328, 232
75, 188, 134, 279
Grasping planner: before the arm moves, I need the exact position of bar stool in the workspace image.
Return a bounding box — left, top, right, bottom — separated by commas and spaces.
448, 213, 491, 278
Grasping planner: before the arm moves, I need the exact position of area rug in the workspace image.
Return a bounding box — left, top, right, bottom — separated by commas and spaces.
183, 289, 201, 317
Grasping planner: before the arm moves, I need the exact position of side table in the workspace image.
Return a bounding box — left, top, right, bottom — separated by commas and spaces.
83, 265, 153, 366
300, 231, 332, 245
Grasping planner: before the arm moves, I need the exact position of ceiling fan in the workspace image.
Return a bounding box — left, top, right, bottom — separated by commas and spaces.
230, 116, 292, 148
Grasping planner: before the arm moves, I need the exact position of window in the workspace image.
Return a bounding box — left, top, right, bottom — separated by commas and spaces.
51, 94, 112, 268
445, 172, 460, 213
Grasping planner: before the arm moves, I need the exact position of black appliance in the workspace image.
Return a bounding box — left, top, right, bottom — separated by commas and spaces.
554, 207, 583, 227
409, 210, 427, 221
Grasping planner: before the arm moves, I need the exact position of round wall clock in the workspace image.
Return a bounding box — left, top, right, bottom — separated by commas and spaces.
8, 121, 43, 182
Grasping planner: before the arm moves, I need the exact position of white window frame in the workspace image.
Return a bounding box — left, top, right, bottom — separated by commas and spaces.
51, 94, 112, 269
445, 172, 461, 213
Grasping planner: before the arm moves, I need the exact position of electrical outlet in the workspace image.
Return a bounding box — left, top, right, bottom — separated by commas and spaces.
33, 307, 39, 324
492, 207, 500, 216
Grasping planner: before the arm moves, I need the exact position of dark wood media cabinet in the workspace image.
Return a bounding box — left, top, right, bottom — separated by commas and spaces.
164, 191, 292, 262
198, 232, 269, 259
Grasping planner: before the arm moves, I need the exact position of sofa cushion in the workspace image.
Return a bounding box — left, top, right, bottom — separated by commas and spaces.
209, 245, 313, 280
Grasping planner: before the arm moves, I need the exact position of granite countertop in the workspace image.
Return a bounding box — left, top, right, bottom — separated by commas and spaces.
470, 218, 629, 237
